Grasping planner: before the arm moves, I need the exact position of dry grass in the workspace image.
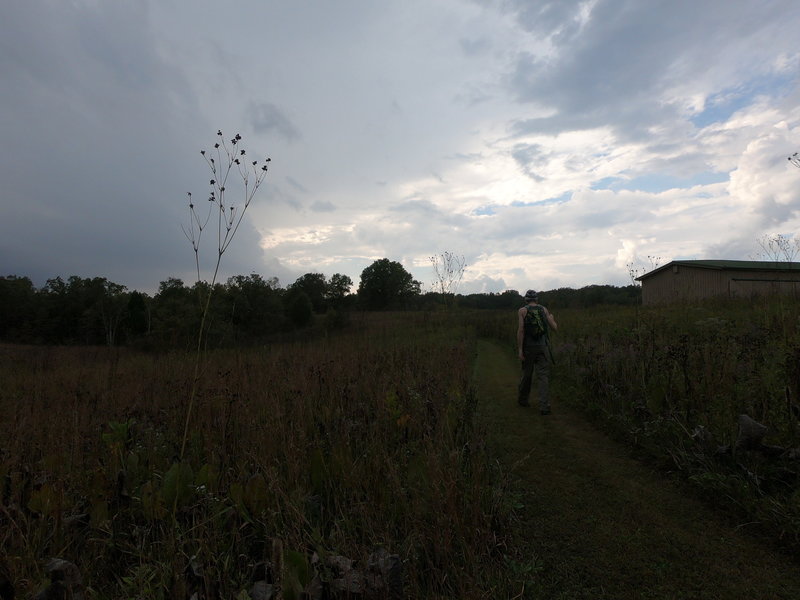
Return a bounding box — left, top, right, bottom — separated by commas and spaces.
1, 314, 511, 598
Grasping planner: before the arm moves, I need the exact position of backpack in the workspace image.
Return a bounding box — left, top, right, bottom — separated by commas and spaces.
524, 305, 547, 340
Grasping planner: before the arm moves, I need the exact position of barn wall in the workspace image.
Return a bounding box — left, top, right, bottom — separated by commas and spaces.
730, 277, 800, 298
641, 265, 800, 305
642, 266, 725, 304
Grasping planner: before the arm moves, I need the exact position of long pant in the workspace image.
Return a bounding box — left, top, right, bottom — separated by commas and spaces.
518, 343, 550, 410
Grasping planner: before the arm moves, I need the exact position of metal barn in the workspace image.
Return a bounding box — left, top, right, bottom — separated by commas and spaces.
636, 260, 800, 305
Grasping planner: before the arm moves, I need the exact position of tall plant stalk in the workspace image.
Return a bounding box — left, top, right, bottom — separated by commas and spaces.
430, 251, 467, 309
180, 130, 270, 459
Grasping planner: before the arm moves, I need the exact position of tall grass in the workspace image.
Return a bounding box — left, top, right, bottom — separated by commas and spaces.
0, 313, 514, 598
472, 296, 800, 550
7, 299, 798, 596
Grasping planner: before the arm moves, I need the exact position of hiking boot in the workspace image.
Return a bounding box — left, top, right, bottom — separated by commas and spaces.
540, 409, 551, 415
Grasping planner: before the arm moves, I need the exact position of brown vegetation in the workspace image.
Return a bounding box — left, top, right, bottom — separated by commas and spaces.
1, 313, 509, 598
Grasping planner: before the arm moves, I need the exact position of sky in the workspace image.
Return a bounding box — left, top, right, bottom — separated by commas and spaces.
2, 0, 800, 296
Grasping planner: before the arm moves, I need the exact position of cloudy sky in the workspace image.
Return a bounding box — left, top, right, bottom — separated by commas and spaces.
2, 0, 799, 295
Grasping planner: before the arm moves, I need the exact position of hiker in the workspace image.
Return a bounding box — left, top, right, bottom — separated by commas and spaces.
517, 289, 558, 414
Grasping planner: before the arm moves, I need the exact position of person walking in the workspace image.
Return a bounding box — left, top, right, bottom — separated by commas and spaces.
517, 290, 558, 414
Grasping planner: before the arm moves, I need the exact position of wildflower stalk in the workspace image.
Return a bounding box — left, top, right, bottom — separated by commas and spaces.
180, 130, 270, 459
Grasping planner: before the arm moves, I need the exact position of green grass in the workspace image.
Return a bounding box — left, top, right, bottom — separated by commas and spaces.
474, 338, 800, 599
469, 297, 800, 551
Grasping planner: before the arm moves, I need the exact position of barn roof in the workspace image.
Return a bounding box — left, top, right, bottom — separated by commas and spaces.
636, 259, 800, 281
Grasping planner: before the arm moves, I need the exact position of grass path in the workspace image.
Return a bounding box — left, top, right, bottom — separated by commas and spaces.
474, 339, 800, 599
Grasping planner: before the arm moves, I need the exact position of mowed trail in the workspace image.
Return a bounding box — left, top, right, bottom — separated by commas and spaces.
474, 339, 800, 600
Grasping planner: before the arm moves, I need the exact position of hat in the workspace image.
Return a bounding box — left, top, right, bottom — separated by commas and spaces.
524, 289, 538, 300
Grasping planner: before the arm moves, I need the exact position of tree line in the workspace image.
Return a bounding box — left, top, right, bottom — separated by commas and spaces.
0, 258, 413, 348
0, 258, 639, 348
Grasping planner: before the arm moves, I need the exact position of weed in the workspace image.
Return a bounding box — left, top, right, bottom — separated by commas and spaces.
470, 297, 800, 552
180, 130, 271, 460
0, 313, 510, 597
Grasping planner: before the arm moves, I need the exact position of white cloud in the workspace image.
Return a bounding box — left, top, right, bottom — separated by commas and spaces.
2, 0, 800, 296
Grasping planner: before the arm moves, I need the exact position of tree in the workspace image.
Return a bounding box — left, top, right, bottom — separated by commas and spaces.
127, 291, 151, 336
284, 287, 313, 327
225, 273, 284, 337
152, 278, 196, 348
458, 290, 523, 310
0, 275, 37, 341
85, 277, 129, 346
357, 258, 421, 310
39, 276, 71, 342
289, 273, 329, 313
36, 275, 129, 345
326, 273, 353, 308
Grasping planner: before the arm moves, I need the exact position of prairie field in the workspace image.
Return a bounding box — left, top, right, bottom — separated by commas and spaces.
2, 312, 510, 598
2, 299, 800, 598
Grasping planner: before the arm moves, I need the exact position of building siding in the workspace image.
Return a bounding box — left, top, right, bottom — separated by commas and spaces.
639, 261, 800, 305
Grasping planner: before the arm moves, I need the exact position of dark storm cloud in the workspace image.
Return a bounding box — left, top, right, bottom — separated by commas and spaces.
502, 0, 798, 139
459, 37, 490, 57
0, 2, 266, 293
250, 102, 301, 142
286, 177, 309, 193
3, 1, 799, 295
503, 0, 588, 38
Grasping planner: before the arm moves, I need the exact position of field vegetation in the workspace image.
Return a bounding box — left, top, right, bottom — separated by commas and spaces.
1, 312, 515, 598
2, 294, 800, 597
478, 294, 800, 553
